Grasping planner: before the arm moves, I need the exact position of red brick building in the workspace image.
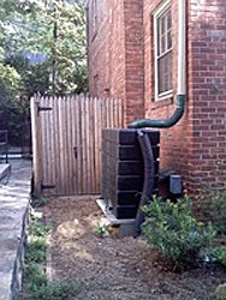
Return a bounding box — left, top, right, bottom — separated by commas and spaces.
86, 0, 226, 194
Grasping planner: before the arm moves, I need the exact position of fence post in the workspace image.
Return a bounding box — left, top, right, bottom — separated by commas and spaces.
31, 95, 43, 197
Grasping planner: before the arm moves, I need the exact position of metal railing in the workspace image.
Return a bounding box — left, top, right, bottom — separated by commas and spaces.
0, 131, 8, 163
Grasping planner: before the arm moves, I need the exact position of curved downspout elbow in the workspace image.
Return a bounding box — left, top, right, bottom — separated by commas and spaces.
128, 94, 186, 129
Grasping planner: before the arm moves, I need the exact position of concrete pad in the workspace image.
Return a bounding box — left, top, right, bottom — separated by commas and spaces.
0, 160, 31, 300
96, 199, 136, 237
0, 272, 12, 300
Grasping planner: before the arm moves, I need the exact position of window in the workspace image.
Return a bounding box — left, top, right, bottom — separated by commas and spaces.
154, 1, 173, 100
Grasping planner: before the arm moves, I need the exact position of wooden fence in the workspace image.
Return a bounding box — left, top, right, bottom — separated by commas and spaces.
31, 95, 124, 196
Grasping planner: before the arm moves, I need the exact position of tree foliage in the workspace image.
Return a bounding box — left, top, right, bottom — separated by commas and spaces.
0, 0, 87, 145
0, 0, 87, 95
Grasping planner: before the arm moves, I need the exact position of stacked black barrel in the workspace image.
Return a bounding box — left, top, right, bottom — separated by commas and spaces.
101, 129, 160, 219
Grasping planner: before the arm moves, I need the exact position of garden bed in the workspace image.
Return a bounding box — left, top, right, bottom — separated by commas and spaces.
41, 197, 226, 300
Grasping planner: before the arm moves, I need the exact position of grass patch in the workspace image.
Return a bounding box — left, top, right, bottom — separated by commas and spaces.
24, 214, 50, 265
22, 209, 78, 300
26, 281, 78, 300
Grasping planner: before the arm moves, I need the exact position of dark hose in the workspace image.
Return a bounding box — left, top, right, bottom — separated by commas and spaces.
134, 131, 155, 237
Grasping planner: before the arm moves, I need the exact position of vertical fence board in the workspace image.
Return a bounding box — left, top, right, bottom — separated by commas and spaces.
48, 97, 54, 190
54, 96, 60, 194
66, 97, 72, 194
90, 97, 95, 194
85, 96, 90, 194
93, 97, 98, 193
70, 96, 77, 194
51, 97, 57, 195
58, 97, 65, 194
81, 96, 86, 193
31, 96, 43, 197
41, 97, 47, 186
76, 95, 82, 194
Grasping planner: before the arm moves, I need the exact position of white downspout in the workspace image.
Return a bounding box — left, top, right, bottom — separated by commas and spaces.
178, 0, 186, 95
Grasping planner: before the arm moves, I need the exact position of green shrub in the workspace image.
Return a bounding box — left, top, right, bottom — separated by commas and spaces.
32, 195, 49, 208
25, 237, 47, 264
29, 214, 51, 238
207, 190, 226, 234
210, 246, 226, 267
24, 263, 48, 287
26, 279, 78, 300
93, 220, 110, 238
142, 196, 216, 266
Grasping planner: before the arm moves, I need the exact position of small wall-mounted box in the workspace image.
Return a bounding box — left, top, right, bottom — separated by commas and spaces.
170, 175, 182, 195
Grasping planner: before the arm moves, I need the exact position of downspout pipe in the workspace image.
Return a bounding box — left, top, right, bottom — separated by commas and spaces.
128, 95, 186, 128
134, 131, 155, 237
128, 0, 186, 129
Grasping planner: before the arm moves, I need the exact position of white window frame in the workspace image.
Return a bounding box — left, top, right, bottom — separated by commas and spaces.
154, 0, 173, 101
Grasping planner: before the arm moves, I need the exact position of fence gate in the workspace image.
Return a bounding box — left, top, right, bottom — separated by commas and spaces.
31, 95, 124, 196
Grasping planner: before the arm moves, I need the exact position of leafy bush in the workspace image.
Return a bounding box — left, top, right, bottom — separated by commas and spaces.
142, 196, 216, 266
210, 246, 226, 267
207, 190, 226, 234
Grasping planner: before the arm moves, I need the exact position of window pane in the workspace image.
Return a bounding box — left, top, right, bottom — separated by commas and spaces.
167, 30, 172, 49
157, 18, 161, 56
161, 35, 165, 54
158, 57, 165, 94
158, 52, 172, 94
161, 16, 165, 34
167, 52, 172, 91
167, 11, 172, 29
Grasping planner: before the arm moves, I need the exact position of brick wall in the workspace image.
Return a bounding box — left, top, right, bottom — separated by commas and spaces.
87, 0, 145, 124
124, 0, 145, 124
87, 0, 125, 100
188, 0, 226, 192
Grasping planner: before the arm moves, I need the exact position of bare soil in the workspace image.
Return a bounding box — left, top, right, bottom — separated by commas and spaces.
42, 197, 226, 300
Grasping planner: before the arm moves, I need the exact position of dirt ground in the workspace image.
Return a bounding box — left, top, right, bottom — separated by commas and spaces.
42, 197, 226, 300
